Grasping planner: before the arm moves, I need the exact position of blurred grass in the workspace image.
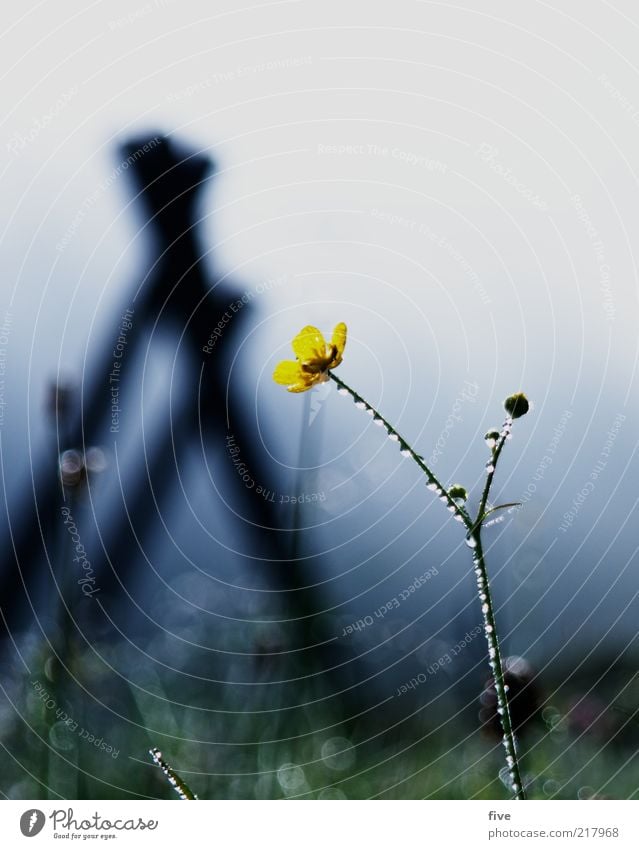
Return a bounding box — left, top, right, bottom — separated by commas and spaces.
1, 634, 638, 800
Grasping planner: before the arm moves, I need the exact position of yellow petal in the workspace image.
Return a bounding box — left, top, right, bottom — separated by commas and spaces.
273, 360, 304, 386
330, 322, 347, 365
287, 381, 313, 393
273, 360, 314, 392
291, 325, 326, 363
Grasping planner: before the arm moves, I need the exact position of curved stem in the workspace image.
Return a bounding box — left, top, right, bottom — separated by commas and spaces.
471, 415, 526, 799
149, 748, 198, 800
329, 372, 525, 797
471, 530, 526, 800
329, 373, 472, 529
476, 420, 511, 529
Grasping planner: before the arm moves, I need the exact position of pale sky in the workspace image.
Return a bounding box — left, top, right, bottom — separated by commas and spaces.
2, 0, 639, 674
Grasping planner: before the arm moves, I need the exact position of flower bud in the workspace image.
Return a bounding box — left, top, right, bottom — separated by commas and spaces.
484, 430, 500, 448
504, 393, 529, 419
448, 484, 468, 503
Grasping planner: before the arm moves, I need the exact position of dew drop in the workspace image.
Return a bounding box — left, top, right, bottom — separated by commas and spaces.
578, 785, 596, 800
277, 763, 306, 793
454, 514, 465, 522
447, 505, 456, 513
426, 483, 438, 491
85, 446, 107, 474
400, 449, 411, 457
337, 388, 349, 396
355, 401, 366, 409
366, 408, 375, 416
49, 721, 76, 751
465, 536, 478, 549
59, 449, 84, 487
374, 418, 384, 427
388, 433, 399, 442
485, 463, 495, 473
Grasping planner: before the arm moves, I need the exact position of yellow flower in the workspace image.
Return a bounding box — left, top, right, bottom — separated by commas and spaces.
273, 323, 347, 392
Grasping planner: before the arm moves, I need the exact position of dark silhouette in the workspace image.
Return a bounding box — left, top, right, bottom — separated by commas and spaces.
0, 135, 354, 695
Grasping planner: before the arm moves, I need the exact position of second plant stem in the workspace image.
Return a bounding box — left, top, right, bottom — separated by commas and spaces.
469, 527, 525, 799
330, 372, 526, 799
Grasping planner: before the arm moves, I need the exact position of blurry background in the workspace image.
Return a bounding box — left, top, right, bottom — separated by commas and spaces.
1, 0, 638, 799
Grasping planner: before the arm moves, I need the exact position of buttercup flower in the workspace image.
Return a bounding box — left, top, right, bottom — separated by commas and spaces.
268, 320, 530, 798
273, 323, 347, 393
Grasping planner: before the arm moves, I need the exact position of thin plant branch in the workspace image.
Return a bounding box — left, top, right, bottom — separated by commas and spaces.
273, 325, 529, 800
329, 373, 473, 528
330, 372, 528, 800
149, 747, 199, 800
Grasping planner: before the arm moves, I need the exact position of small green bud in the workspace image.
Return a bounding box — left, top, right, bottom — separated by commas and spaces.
484, 430, 500, 446
504, 392, 529, 419
448, 484, 468, 503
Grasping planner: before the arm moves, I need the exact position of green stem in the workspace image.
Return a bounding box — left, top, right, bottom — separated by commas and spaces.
470, 530, 526, 799
330, 373, 526, 798
470, 416, 526, 799
149, 748, 198, 800
476, 421, 511, 527
329, 373, 472, 528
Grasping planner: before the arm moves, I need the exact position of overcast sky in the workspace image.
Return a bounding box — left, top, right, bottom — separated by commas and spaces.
2, 0, 639, 676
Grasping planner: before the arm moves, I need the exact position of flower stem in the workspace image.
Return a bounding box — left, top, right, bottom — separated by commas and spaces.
471, 415, 526, 799
149, 748, 198, 800
470, 530, 526, 799
476, 420, 512, 528
329, 373, 472, 528
330, 373, 526, 798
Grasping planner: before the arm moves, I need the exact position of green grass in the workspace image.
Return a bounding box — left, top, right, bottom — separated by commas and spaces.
2, 636, 638, 800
